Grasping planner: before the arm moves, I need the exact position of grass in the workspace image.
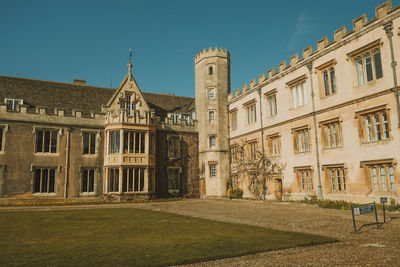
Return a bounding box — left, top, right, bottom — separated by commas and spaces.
0, 208, 336, 266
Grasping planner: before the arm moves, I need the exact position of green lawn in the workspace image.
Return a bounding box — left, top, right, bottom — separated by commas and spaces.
0, 208, 336, 266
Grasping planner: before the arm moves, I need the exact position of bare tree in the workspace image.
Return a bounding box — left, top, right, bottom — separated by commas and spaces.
232, 141, 286, 199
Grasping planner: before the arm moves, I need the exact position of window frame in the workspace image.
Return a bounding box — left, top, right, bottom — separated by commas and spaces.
4, 98, 23, 111
208, 110, 215, 122
295, 167, 313, 192
32, 167, 57, 195
209, 135, 216, 148
247, 141, 258, 160
230, 109, 238, 131
167, 167, 180, 194
243, 99, 257, 125
355, 105, 391, 144
209, 163, 217, 179
292, 126, 311, 153
316, 59, 337, 98
108, 130, 121, 154
168, 135, 181, 159
348, 40, 383, 87
80, 167, 97, 194
323, 165, 347, 193
34, 127, 61, 154
361, 159, 397, 192
267, 133, 281, 157
82, 131, 98, 155
319, 118, 343, 149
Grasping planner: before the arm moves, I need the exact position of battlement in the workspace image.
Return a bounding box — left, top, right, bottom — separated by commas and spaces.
194, 46, 230, 64
0, 103, 105, 127
157, 116, 198, 132
229, 0, 396, 101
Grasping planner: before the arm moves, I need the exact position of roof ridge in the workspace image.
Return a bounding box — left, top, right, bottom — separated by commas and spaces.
0, 75, 115, 91
142, 91, 194, 99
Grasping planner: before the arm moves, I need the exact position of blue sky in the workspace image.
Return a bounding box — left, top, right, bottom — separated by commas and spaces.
0, 0, 398, 97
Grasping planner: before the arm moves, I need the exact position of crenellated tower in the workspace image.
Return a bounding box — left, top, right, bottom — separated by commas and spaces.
195, 47, 230, 197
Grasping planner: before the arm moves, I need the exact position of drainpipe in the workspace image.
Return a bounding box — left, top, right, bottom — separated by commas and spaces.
257, 88, 267, 199
307, 63, 323, 200
64, 127, 71, 199
384, 21, 400, 128
227, 102, 233, 189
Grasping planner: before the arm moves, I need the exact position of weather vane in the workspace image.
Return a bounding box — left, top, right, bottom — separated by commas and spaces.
129, 48, 133, 62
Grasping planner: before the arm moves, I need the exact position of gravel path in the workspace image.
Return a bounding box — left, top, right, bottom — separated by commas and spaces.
1, 199, 399, 266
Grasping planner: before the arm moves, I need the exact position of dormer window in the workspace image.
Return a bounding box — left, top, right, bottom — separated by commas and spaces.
208, 66, 214, 75
5, 98, 23, 111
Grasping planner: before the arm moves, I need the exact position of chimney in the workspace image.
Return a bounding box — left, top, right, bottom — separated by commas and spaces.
73, 79, 86, 85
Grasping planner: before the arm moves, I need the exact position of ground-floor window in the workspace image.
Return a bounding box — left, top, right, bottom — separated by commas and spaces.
34, 168, 55, 193
82, 169, 95, 193
108, 168, 119, 192
327, 167, 346, 192
296, 168, 313, 192
370, 164, 396, 191
122, 168, 145, 192
168, 168, 180, 193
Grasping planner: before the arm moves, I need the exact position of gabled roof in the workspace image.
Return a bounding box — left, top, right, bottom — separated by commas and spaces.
0, 75, 195, 119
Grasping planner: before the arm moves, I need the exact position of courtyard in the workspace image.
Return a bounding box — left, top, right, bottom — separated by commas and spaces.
1, 199, 399, 266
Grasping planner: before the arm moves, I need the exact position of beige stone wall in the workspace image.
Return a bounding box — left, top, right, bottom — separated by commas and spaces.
195, 48, 230, 197
229, 2, 400, 203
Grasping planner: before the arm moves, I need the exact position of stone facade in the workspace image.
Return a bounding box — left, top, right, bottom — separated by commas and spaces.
227, 0, 400, 203
0, 63, 199, 202
1, 0, 399, 204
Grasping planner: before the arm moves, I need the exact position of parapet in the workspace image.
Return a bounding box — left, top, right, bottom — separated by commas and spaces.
194, 46, 230, 64
229, 0, 396, 102
157, 117, 198, 133
0, 103, 105, 127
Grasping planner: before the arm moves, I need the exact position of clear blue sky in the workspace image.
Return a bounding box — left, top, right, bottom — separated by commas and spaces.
0, 0, 398, 97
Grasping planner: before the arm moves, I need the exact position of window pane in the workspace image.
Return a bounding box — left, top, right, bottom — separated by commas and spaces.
0, 128, 3, 151
389, 166, 396, 190
365, 53, 373, 82
380, 166, 387, 191
331, 170, 335, 191
303, 82, 308, 105
141, 133, 145, 153
49, 169, 55, 193
134, 169, 139, 191
140, 169, 144, 191
129, 168, 133, 192
51, 131, 57, 153
356, 57, 364, 86
43, 131, 50, 153
292, 87, 297, 108
297, 84, 303, 106
371, 167, 378, 191
123, 132, 128, 153
116, 132, 120, 153
330, 68, 336, 94
122, 168, 127, 192
89, 170, 94, 192
82, 169, 88, 192
110, 132, 115, 153
336, 169, 342, 191
42, 169, 48, 193
90, 133, 96, 154
273, 95, 277, 115
332, 124, 337, 147
36, 130, 43, 152
365, 117, 372, 142
323, 71, 330, 96
373, 49, 383, 79
34, 169, 41, 193
109, 169, 114, 192
83, 133, 89, 154
342, 169, 346, 191
135, 132, 140, 153
373, 114, 381, 141
382, 112, 389, 140
327, 125, 332, 147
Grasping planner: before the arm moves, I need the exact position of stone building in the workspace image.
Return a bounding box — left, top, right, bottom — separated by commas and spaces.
0, 61, 199, 201
227, 0, 400, 203
0, 0, 399, 203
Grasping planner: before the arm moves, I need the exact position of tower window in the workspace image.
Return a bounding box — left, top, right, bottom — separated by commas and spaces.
208, 66, 214, 75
